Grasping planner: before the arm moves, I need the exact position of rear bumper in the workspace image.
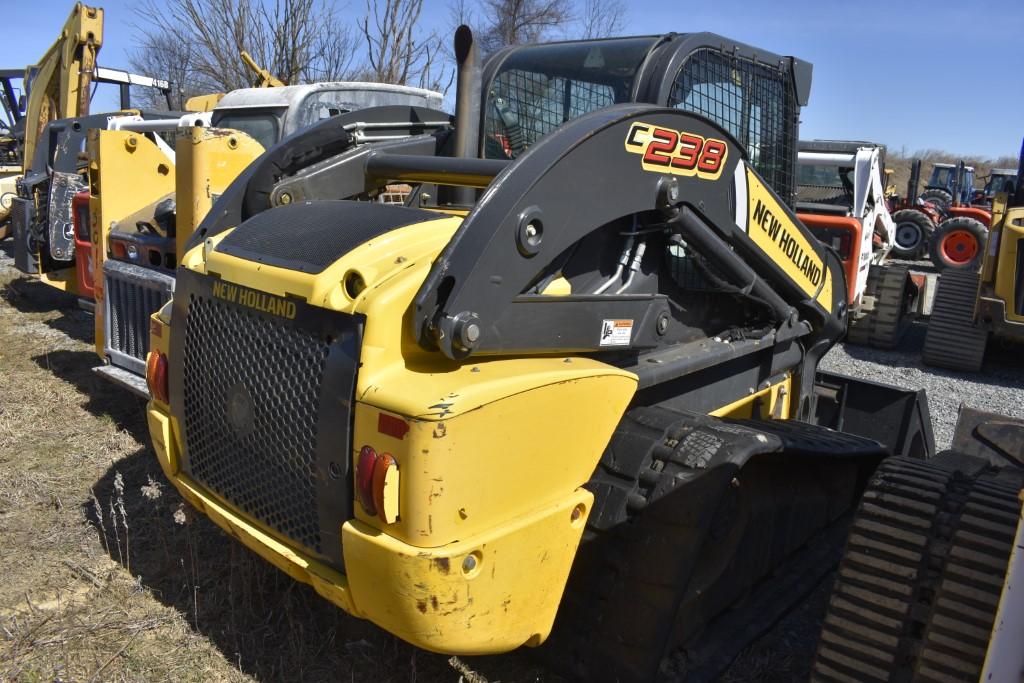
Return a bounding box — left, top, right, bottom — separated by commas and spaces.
147, 402, 590, 654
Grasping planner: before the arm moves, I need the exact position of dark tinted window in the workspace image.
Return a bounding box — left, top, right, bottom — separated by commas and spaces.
211, 111, 281, 150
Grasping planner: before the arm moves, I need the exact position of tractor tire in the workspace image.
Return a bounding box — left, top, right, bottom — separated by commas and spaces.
890, 209, 934, 258
920, 188, 953, 211
847, 265, 914, 349
811, 455, 1022, 683
929, 217, 987, 271
922, 270, 987, 371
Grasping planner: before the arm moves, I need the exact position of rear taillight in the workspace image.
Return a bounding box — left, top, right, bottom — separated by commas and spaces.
146, 351, 169, 403
355, 444, 400, 524
356, 446, 379, 516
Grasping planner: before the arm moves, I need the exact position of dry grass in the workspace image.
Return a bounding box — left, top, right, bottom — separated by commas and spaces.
0, 245, 562, 682
886, 148, 1018, 200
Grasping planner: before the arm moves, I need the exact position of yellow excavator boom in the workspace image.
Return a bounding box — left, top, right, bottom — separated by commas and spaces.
22, 2, 104, 169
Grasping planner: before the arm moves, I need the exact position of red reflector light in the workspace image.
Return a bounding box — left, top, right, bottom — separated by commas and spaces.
356, 446, 378, 516
377, 413, 409, 440
145, 351, 169, 403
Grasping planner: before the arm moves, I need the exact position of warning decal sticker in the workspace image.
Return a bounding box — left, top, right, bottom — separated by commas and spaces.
600, 319, 633, 346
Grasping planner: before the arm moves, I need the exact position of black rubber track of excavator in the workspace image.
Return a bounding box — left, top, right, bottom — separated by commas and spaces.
810, 456, 1021, 683
921, 270, 988, 371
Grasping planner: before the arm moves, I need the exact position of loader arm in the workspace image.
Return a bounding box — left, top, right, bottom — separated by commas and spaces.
412, 105, 844, 362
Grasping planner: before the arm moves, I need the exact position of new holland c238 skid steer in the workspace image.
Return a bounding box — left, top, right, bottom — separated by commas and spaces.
145, 28, 935, 680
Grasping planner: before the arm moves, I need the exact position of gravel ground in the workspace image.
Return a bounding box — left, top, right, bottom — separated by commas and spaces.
822, 324, 1023, 449
821, 257, 1023, 449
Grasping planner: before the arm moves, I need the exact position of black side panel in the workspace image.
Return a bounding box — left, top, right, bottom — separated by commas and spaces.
215, 200, 439, 274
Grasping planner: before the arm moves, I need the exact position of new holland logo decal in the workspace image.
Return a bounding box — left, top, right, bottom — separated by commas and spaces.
624, 122, 729, 180
212, 280, 298, 319
744, 167, 833, 311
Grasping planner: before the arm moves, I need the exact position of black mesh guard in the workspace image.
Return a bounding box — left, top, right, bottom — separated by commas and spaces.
216, 200, 439, 274
171, 268, 362, 570
669, 48, 797, 208
484, 69, 618, 157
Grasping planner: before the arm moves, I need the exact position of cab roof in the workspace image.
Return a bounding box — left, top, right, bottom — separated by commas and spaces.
214, 82, 443, 111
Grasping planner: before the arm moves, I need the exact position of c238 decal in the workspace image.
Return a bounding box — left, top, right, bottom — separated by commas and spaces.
624, 122, 729, 180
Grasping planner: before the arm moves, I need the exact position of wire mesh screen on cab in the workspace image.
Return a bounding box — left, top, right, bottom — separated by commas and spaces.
484, 69, 617, 159
669, 48, 797, 208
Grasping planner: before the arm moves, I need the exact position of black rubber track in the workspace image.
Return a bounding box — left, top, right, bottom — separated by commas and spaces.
542, 406, 879, 682
847, 265, 913, 349
921, 270, 987, 371
811, 456, 1021, 682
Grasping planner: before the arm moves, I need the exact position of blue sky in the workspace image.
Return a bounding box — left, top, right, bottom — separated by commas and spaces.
3, 0, 1021, 159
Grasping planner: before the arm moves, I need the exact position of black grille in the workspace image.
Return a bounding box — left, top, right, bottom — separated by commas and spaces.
669, 48, 797, 207
11, 197, 37, 274
104, 261, 174, 371
181, 294, 330, 555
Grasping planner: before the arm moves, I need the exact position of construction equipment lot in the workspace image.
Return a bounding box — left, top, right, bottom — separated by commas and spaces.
1, 238, 1020, 682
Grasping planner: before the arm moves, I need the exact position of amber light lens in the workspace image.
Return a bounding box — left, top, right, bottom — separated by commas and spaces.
356, 446, 378, 516
145, 351, 169, 403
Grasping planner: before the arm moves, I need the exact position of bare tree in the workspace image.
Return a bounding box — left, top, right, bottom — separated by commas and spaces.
130, 0, 360, 104
476, 0, 573, 54
577, 0, 626, 39
359, 0, 449, 90
129, 32, 218, 110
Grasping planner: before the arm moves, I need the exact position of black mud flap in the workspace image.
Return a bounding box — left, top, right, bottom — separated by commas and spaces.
814, 370, 935, 459
950, 405, 1024, 468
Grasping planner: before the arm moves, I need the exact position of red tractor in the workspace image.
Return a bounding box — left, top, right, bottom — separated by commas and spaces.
889, 160, 990, 271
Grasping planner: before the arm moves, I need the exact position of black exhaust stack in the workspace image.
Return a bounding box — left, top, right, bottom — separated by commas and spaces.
908, 159, 921, 201
449, 25, 481, 206
953, 160, 965, 206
